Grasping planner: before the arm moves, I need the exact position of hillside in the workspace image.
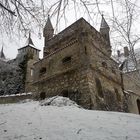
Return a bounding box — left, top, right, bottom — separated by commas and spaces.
0, 97, 140, 140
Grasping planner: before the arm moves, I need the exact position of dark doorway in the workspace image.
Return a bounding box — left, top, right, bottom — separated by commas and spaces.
137, 99, 140, 114
40, 92, 46, 100
61, 90, 69, 97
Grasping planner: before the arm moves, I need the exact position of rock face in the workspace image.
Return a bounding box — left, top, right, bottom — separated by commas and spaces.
0, 59, 24, 95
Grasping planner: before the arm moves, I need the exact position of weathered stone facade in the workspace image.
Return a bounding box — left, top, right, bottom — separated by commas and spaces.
123, 70, 140, 114
17, 34, 40, 92
33, 17, 124, 110
114, 46, 140, 114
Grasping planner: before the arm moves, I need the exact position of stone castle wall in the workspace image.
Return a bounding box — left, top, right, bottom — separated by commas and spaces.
0, 93, 32, 104
35, 68, 92, 109
33, 18, 124, 110
125, 92, 140, 114
123, 70, 140, 114
124, 70, 140, 95
25, 49, 40, 92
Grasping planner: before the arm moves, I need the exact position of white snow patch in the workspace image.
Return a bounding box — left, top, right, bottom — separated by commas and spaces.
0, 92, 32, 98
0, 101, 140, 140
40, 96, 80, 107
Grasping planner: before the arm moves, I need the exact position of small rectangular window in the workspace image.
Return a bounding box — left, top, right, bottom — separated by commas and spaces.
62, 56, 71, 64
31, 68, 33, 76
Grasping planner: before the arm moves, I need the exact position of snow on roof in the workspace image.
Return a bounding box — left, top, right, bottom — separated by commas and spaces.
0, 92, 32, 98
124, 90, 140, 97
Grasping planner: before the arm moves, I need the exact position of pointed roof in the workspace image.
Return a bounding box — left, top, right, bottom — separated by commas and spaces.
18, 32, 40, 51
25, 32, 34, 46
0, 46, 6, 59
44, 15, 53, 30
100, 14, 109, 29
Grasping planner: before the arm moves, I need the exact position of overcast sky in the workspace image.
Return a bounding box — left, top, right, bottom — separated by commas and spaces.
1, 9, 101, 59
0, 33, 44, 59
1, 0, 140, 59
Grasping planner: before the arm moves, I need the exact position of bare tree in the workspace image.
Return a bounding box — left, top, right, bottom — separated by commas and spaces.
0, 0, 48, 36
110, 0, 140, 70
47, 0, 140, 59
1, 0, 140, 67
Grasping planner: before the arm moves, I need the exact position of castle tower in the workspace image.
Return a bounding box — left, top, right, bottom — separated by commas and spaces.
18, 33, 40, 59
100, 15, 112, 56
33, 18, 124, 110
43, 15, 54, 46
0, 46, 6, 60
17, 33, 40, 92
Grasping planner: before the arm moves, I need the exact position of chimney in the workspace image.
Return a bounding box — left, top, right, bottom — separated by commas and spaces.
117, 50, 121, 57
124, 47, 129, 57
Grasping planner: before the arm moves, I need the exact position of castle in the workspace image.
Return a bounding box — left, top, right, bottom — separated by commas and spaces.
32, 16, 123, 111
0, 16, 140, 114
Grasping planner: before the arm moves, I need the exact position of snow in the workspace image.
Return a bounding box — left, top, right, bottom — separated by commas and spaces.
0, 98, 140, 140
40, 96, 80, 107
0, 92, 32, 98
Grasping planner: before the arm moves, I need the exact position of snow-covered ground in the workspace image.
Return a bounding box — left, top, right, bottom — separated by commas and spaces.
0, 97, 140, 140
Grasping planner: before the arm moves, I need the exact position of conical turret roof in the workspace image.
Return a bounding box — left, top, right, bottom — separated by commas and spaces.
44, 15, 53, 30
100, 15, 109, 29
25, 32, 34, 46
18, 32, 40, 51
0, 46, 6, 59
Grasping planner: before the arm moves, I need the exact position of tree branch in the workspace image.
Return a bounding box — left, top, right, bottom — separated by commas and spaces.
0, 2, 16, 16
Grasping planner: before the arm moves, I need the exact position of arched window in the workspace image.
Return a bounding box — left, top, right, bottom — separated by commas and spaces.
114, 88, 121, 102
137, 99, 140, 114
95, 78, 104, 98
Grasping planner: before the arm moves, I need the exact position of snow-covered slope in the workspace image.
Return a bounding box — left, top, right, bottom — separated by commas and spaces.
0, 99, 140, 140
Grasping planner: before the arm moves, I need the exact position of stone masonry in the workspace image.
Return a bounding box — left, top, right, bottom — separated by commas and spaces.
17, 33, 40, 92
33, 17, 124, 110
123, 70, 140, 114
